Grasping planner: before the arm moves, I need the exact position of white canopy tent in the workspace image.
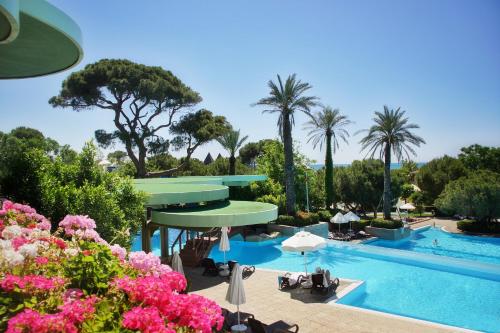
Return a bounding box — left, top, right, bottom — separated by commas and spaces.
344, 211, 360, 231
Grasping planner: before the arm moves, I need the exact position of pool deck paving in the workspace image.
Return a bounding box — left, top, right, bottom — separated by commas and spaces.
186, 267, 472, 333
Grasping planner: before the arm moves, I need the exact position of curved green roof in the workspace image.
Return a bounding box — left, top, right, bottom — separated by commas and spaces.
132, 175, 267, 187
134, 183, 229, 206
151, 200, 278, 228
0, 0, 83, 79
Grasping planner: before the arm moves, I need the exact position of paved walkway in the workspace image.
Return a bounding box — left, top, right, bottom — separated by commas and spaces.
186, 267, 468, 333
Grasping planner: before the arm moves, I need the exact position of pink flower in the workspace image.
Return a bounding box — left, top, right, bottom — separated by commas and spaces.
1, 274, 66, 293
110, 244, 127, 261
128, 251, 172, 276
34, 256, 49, 265
59, 215, 97, 236
122, 306, 174, 333
11, 236, 30, 250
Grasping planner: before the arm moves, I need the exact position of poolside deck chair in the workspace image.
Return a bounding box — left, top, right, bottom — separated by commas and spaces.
221, 308, 254, 331
200, 258, 223, 276
228, 260, 256, 279
310, 270, 340, 295
248, 317, 299, 333
278, 272, 306, 290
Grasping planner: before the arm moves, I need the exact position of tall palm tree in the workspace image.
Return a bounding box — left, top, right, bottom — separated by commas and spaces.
358, 106, 425, 219
216, 129, 249, 175
304, 107, 351, 208
253, 74, 319, 215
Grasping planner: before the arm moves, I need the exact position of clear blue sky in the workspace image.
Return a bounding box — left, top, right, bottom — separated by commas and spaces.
1, 0, 499, 163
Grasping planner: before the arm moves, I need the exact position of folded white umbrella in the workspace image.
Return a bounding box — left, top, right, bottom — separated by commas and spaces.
282, 231, 327, 275
171, 251, 184, 276
225, 264, 246, 329
330, 212, 348, 232
219, 226, 230, 264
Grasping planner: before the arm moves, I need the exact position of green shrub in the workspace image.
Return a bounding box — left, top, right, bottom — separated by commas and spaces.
351, 219, 372, 231
317, 210, 332, 221
276, 215, 295, 226
457, 220, 500, 234
369, 219, 403, 229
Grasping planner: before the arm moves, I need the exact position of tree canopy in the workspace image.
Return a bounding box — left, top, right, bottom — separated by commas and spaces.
49, 59, 202, 177
458, 144, 500, 173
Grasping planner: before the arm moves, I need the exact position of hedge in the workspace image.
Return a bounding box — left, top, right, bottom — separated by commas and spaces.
457, 220, 500, 234
276, 211, 320, 227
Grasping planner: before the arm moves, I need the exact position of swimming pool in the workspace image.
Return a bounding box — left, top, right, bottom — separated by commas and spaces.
366, 227, 500, 265
208, 236, 500, 333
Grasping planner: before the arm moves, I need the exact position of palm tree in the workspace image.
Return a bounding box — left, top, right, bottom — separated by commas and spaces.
253, 74, 319, 215
358, 106, 425, 219
216, 129, 249, 175
304, 107, 351, 208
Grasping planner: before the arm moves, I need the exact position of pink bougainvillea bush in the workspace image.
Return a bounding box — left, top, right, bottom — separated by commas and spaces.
0, 200, 223, 333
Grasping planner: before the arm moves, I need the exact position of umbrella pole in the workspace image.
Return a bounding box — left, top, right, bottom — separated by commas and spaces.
304, 252, 307, 275
237, 304, 240, 326
223, 251, 226, 265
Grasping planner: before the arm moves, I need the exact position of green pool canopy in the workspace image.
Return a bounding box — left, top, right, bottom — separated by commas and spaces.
134, 175, 278, 229
0, 0, 83, 79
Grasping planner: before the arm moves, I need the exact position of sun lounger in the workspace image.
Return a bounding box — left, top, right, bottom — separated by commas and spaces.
248, 317, 299, 333
221, 308, 254, 331
278, 272, 307, 290
310, 270, 340, 295
200, 258, 223, 276
228, 260, 256, 279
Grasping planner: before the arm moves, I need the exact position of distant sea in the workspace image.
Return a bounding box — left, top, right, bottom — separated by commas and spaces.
310, 162, 426, 171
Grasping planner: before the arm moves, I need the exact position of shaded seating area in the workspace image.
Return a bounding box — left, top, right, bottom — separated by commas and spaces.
200, 258, 224, 276
221, 308, 255, 331
278, 272, 307, 290
310, 270, 340, 296
229, 260, 256, 279
248, 317, 299, 333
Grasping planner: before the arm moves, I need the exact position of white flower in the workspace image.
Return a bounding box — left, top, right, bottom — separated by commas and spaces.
2, 249, 25, 266
2, 225, 22, 240
64, 248, 79, 257
0, 239, 12, 250
18, 243, 39, 258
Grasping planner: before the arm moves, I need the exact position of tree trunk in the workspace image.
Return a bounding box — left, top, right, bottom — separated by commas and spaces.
229, 155, 236, 175
282, 113, 296, 215
325, 132, 334, 209
383, 143, 392, 220
136, 147, 147, 178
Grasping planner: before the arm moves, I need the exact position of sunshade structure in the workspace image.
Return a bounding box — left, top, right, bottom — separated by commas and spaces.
400, 203, 416, 210
0, 0, 83, 78
331, 212, 348, 232
226, 264, 246, 331
171, 251, 184, 276
343, 211, 360, 231
133, 176, 278, 261
282, 231, 327, 275
219, 226, 230, 264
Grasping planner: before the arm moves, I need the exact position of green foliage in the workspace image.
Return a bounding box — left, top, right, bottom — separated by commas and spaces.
107, 151, 128, 165
457, 220, 500, 234
0, 131, 145, 248
50, 58, 202, 177
239, 139, 275, 166
458, 144, 500, 173
253, 74, 320, 215
304, 107, 351, 208
332, 159, 402, 217
400, 184, 415, 200
435, 171, 500, 223
358, 106, 425, 219
409, 191, 425, 216
368, 219, 403, 229
216, 129, 249, 175
64, 241, 124, 295
170, 109, 231, 160
416, 156, 468, 204
275, 211, 320, 227
317, 210, 332, 221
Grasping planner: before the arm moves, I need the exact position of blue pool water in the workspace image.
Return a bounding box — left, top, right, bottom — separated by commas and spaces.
131, 228, 187, 256
208, 236, 500, 333
366, 227, 500, 265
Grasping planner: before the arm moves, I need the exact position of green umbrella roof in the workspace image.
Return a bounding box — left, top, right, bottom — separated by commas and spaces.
133, 183, 229, 206
0, 0, 83, 79
151, 200, 278, 228
132, 175, 267, 187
